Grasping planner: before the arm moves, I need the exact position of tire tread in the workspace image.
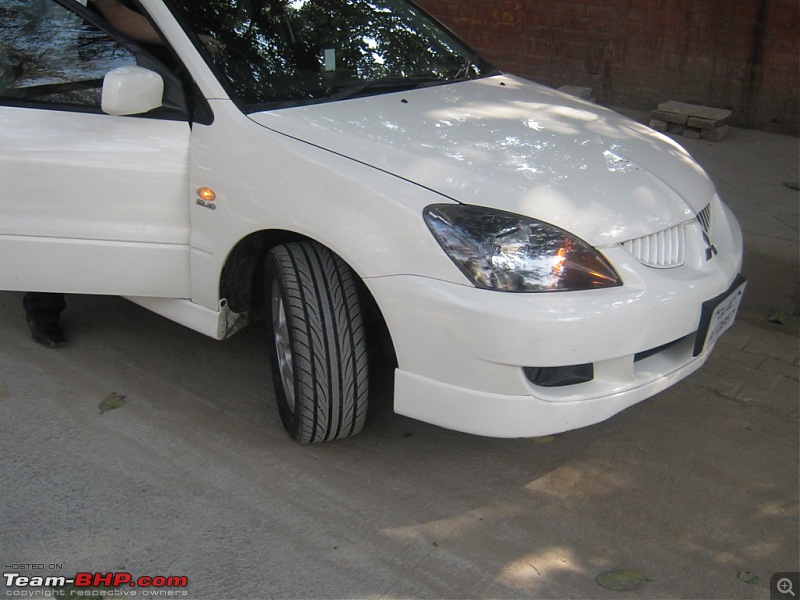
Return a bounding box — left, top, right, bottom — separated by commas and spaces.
266, 242, 368, 443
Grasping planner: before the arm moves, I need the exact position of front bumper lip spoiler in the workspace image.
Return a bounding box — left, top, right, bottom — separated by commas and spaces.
393, 347, 710, 438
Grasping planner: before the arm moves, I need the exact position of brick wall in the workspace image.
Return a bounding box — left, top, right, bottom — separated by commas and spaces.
416, 0, 799, 135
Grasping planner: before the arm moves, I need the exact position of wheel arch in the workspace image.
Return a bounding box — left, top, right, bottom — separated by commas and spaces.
220, 229, 302, 317
219, 231, 395, 365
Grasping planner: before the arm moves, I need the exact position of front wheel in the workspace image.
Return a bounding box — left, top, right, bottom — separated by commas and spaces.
264, 242, 369, 443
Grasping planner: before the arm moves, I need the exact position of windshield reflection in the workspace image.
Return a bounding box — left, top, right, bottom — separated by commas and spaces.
168, 0, 494, 109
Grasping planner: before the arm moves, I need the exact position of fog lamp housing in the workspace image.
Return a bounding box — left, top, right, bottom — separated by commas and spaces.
524, 364, 594, 387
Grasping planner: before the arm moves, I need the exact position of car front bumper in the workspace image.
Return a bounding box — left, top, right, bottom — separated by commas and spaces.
366, 203, 744, 437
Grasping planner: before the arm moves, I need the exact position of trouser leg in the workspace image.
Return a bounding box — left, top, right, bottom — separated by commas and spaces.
23, 292, 67, 324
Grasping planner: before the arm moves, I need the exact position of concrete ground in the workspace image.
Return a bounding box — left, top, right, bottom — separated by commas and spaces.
1, 122, 798, 599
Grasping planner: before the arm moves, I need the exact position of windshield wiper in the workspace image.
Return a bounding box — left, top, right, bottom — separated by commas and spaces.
450, 58, 475, 81
448, 54, 500, 81
330, 75, 446, 101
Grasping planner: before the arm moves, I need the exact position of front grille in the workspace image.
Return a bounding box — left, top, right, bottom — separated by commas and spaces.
622, 223, 686, 268
634, 334, 692, 362
621, 202, 713, 269
696, 203, 712, 232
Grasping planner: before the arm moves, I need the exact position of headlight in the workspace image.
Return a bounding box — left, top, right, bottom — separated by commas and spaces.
424, 204, 622, 292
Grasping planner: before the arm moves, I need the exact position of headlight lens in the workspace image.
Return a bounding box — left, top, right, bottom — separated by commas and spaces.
424, 204, 621, 292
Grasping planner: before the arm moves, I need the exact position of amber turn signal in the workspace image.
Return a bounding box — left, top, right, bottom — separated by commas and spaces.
197, 187, 216, 202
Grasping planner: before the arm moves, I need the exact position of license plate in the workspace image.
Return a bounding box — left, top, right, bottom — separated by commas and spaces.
693, 274, 747, 357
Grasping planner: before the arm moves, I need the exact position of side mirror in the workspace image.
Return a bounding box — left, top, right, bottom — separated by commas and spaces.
101, 66, 164, 116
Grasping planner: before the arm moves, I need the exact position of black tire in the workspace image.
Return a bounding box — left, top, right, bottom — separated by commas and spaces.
264, 242, 369, 443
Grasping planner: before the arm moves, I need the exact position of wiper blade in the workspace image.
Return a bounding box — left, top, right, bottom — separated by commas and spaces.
450, 58, 476, 81
447, 54, 502, 81
330, 75, 445, 101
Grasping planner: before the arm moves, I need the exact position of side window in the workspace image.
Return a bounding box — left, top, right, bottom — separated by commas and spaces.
0, 0, 137, 107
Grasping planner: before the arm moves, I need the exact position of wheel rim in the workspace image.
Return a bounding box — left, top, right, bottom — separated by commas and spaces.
271, 280, 295, 411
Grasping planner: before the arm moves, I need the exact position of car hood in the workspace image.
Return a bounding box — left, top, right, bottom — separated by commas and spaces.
249, 75, 716, 245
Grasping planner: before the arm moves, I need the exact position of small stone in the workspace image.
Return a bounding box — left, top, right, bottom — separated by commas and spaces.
701, 124, 730, 142
649, 119, 668, 132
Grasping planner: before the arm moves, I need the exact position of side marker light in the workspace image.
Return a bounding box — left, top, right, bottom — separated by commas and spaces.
197, 187, 216, 202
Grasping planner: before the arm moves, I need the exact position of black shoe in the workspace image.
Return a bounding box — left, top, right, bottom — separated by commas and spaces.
28, 321, 67, 348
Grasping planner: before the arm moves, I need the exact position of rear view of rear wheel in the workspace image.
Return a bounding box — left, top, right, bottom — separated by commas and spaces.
264, 242, 369, 443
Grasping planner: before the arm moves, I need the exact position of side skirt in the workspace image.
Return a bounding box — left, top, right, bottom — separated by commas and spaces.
125, 296, 249, 340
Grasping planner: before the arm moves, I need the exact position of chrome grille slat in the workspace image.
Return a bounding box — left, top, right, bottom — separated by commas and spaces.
622, 224, 686, 268
696, 203, 712, 232
621, 202, 712, 269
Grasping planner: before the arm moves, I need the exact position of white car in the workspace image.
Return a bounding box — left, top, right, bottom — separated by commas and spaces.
0, 0, 745, 442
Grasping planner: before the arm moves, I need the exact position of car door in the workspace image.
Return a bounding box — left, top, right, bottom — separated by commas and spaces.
0, 0, 191, 297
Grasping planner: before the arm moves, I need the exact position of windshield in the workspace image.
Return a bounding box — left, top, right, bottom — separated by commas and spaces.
167, 0, 496, 109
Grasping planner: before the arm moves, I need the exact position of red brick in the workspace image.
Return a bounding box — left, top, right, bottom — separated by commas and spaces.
626, 8, 650, 23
